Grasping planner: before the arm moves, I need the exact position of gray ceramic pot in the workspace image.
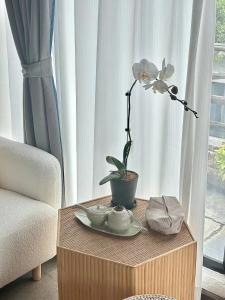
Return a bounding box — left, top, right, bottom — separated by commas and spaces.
110, 171, 138, 209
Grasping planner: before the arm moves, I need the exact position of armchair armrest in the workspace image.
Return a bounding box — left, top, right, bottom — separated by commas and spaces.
0, 137, 61, 209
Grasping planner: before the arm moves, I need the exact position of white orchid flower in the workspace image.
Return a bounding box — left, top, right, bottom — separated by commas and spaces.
159, 58, 174, 80
152, 80, 168, 93
144, 80, 168, 94
132, 59, 159, 84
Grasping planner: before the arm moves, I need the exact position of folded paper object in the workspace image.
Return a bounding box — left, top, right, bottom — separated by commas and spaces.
145, 196, 184, 235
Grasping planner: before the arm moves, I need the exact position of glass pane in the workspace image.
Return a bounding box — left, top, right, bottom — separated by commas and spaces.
204, 0, 225, 264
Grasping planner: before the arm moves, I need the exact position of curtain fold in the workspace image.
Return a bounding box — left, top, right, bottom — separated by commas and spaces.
0, 1, 23, 141
53, 0, 76, 205
5, 0, 63, 173
180, 0, 216, 297
0, 1, 12, 139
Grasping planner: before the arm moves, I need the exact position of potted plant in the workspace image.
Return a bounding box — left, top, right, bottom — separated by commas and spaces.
99, 58, 198, 209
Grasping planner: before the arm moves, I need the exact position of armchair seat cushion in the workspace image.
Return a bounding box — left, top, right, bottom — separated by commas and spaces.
0, 188, 57, 288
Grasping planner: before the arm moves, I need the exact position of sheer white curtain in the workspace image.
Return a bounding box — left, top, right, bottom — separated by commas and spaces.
180, 0, 215, 297
54, 0, 192, 204
0, 1, 23, 141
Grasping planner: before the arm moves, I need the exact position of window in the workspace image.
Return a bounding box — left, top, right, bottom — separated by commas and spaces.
203, 0, 225, 274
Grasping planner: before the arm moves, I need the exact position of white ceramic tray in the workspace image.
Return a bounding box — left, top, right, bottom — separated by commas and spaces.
74, 211, 143, 237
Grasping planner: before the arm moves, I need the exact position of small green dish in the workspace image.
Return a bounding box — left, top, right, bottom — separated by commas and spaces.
74, 211, 144, 237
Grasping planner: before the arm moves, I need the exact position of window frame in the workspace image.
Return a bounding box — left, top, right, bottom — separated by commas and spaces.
203, 253, 225, 274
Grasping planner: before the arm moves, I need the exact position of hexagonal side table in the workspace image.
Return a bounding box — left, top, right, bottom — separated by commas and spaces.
57, 196, 197, 300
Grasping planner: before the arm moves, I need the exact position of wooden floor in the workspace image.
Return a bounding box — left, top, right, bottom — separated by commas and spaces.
0, 258, 58, 300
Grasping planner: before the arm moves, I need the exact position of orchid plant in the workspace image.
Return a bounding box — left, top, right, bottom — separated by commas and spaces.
99, 58, 198, 185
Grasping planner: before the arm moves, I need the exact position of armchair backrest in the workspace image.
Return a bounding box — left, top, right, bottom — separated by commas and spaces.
0, 137, 61, 209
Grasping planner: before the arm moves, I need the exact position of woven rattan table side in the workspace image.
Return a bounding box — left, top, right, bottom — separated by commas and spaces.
57, 196, 194, 267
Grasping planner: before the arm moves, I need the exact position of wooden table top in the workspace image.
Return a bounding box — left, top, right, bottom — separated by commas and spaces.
57, 196, 195, 267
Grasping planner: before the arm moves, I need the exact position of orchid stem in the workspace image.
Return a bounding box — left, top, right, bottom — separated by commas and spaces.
124, 80, 137, 169
167, 90, 199, 118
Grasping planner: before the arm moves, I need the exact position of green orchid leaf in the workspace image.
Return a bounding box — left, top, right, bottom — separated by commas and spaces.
123, 141, 132, 167
106, 156, 125, 171
99, 172, 121, 185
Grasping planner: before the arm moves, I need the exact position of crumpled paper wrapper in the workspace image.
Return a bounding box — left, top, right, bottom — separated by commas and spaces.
145, 196, 184, 235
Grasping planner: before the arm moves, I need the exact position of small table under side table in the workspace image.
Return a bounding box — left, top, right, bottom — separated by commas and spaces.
57, 196, 197, 300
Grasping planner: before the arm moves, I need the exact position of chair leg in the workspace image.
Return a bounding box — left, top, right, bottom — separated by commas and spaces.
32, 265, 41, 281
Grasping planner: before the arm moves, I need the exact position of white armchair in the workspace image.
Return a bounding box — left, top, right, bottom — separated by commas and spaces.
0, 137, 61, 288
